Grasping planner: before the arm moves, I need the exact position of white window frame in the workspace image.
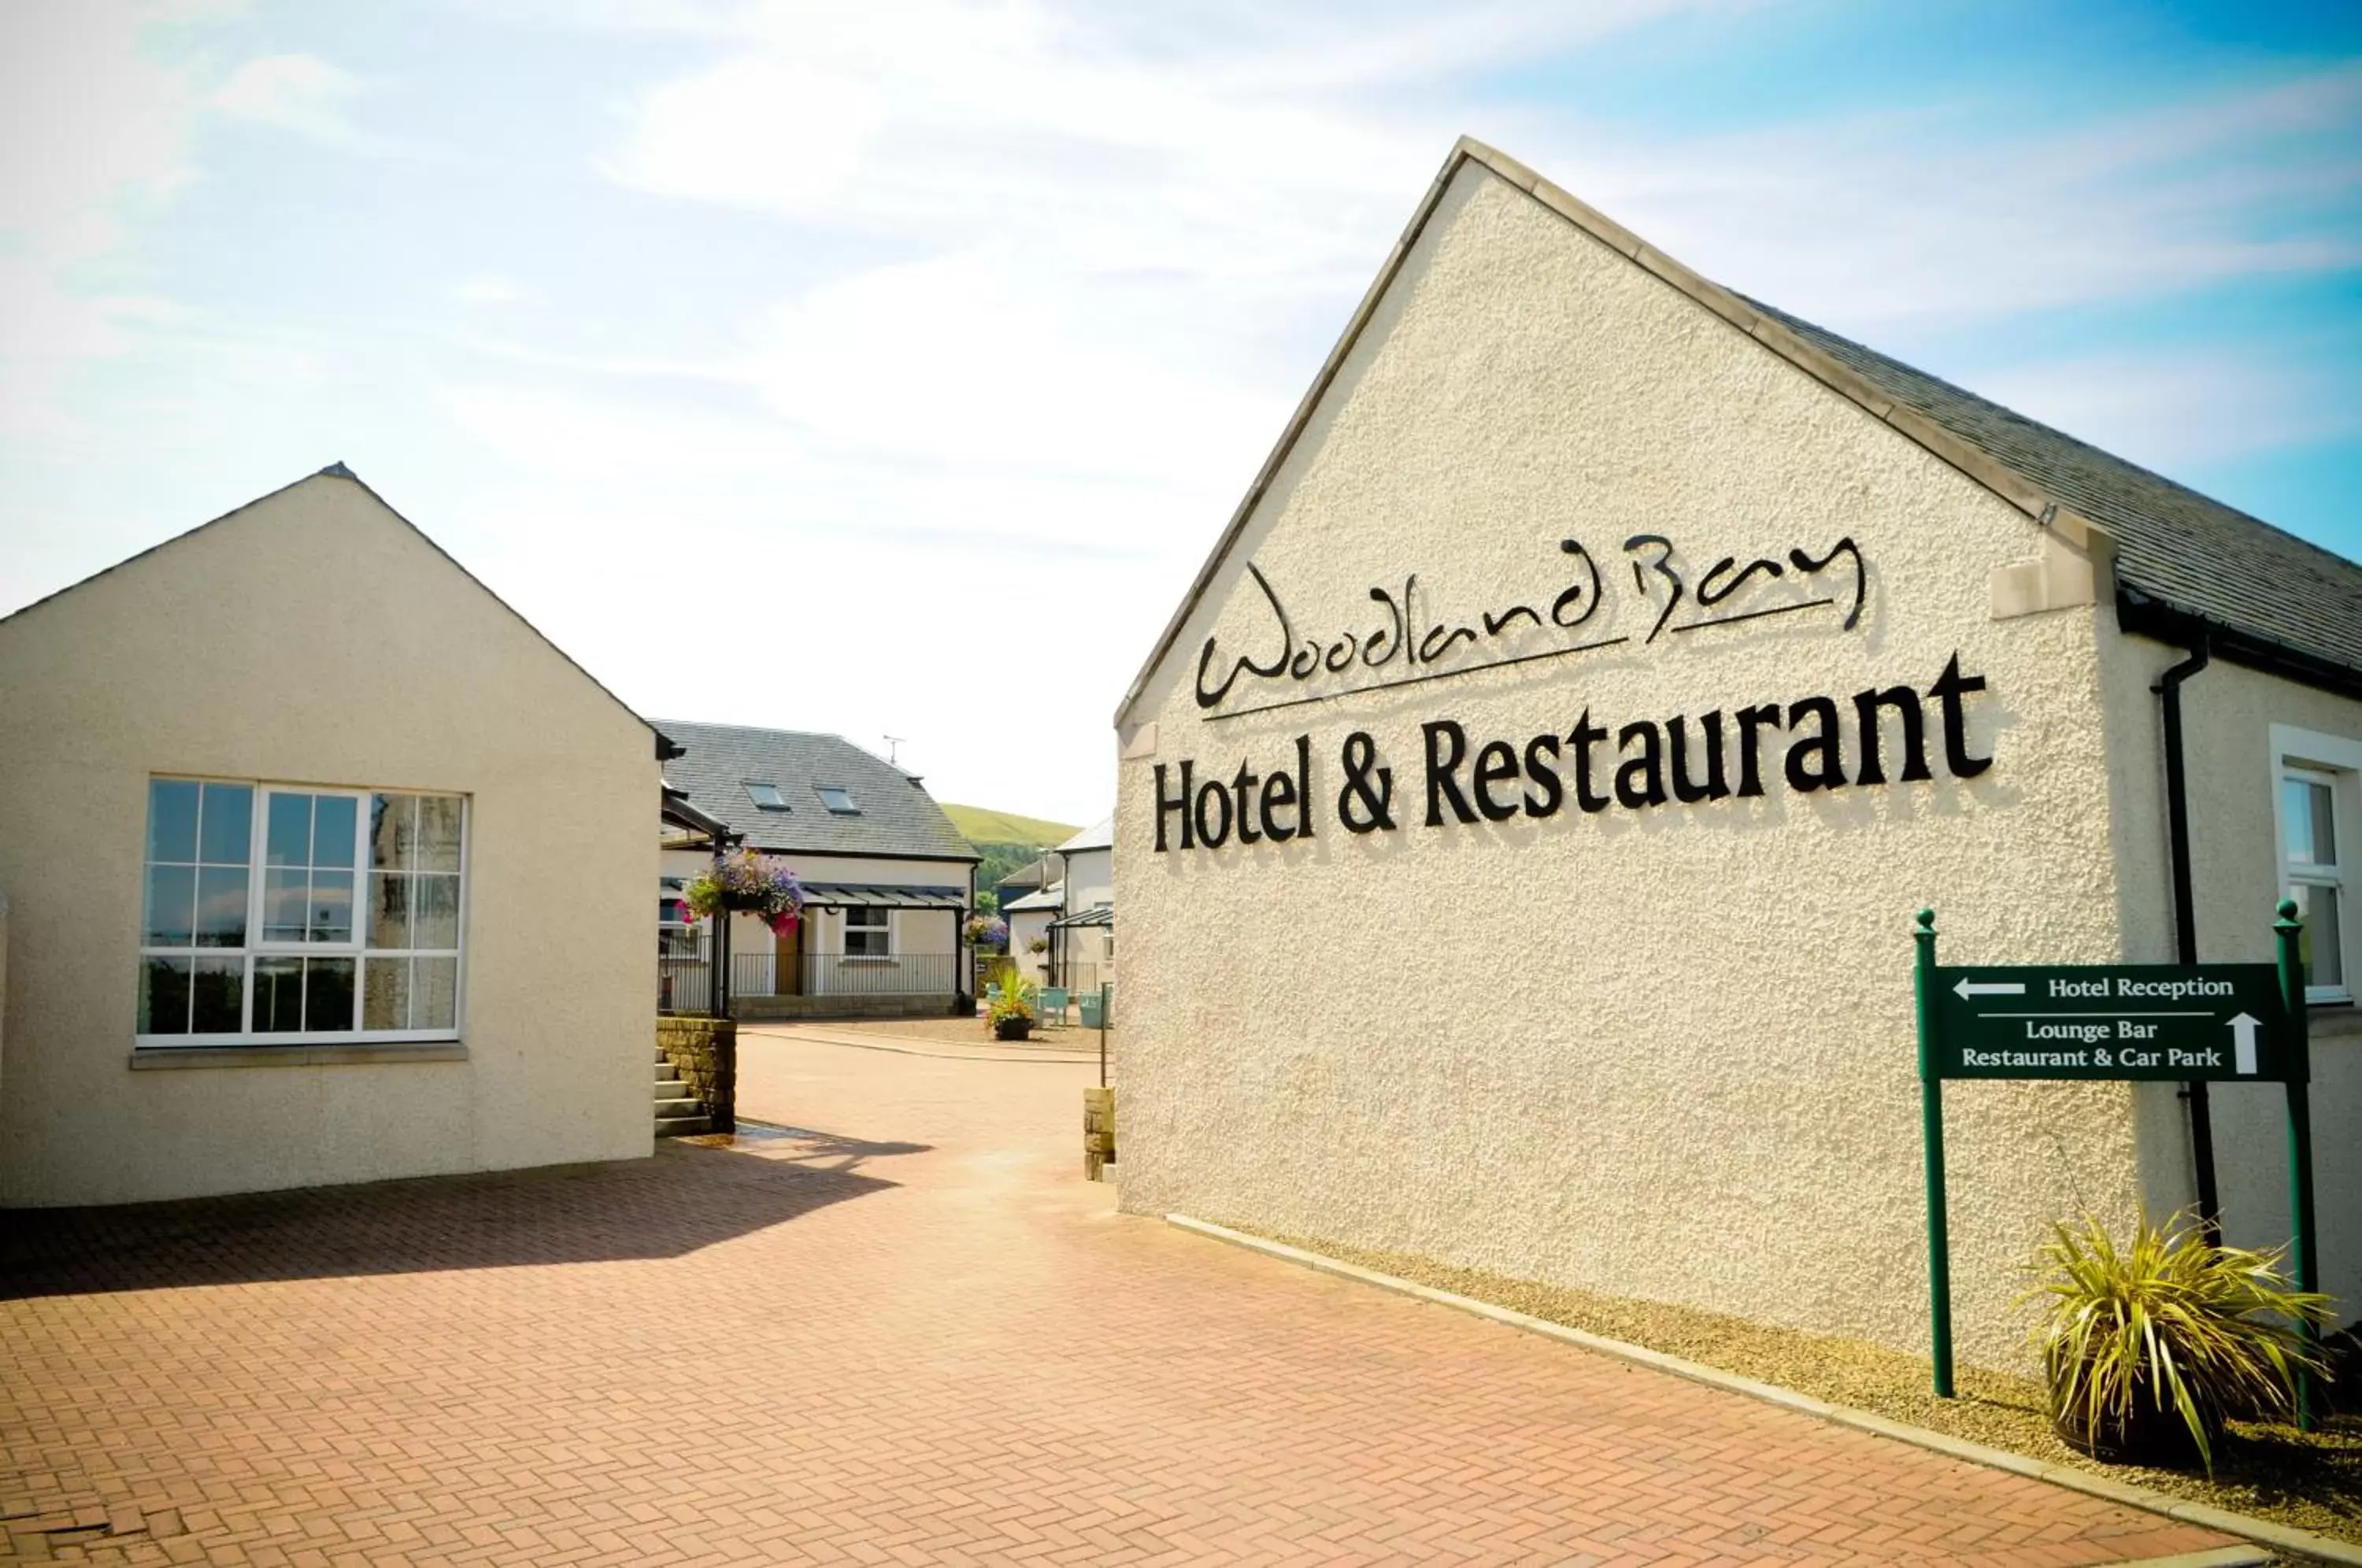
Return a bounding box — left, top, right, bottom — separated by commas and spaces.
135, 777, 470, 1048
842, 904, 892, 958
2269, 725, 2358, 1006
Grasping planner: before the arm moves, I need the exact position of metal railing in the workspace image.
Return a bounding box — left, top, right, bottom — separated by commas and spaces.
659, 952, 964, 1014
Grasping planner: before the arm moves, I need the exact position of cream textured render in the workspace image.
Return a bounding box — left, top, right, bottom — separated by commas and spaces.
0, 472, 657, 1207
1113, 158, 2148, 1370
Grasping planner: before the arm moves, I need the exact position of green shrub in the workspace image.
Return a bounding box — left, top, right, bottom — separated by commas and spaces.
2022, 1211, 2332, 1471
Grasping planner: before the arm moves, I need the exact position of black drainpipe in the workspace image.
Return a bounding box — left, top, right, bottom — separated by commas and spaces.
2157, 633, 2220, 1241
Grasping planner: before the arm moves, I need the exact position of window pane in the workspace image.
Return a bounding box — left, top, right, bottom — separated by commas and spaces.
368, 872, 410, 948
254, 956, 305, 1031
191, 957, 244, 1033
313, 796, 357, 868
139, 957, 192, 1034
147, 780, 199, 863
412, 874, 460, 949
263, 868, 309, 943
371, 793, 416, 870
416, 797, 462, 873
2310, 782, 2338, 867
194, 867, 250, 948
308, 869, 354, 942
364, 957, 412, 1030
2294, 883, 2345, 990
266, 793, 312, 867
198, 783, 252, 865
305, 958, 356, 1031
143, 865, 196, 947
413, 956, 457, 1030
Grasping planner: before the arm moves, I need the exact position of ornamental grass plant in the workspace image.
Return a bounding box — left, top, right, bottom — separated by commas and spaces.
983, 961, 1037, 1038
2022, 1210, 2333, 1474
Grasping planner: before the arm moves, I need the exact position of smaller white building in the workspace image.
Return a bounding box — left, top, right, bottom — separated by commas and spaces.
1003, 881, 1063, 986
654, 723, 978, 1019
1046, 818, 1114, 995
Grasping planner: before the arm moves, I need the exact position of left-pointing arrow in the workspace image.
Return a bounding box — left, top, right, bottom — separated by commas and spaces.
1953, 978, 2027, 1000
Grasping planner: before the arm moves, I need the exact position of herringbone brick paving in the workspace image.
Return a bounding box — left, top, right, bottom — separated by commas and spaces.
2, 1034, 2238, 1565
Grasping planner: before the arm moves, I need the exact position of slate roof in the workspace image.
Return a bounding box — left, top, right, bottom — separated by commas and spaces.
1004, 884, 1065, 914
1057, 817, 1113, 853
1117, 139, 2362, 720
653, 720, 976, 862
1744, 299, 2362, 684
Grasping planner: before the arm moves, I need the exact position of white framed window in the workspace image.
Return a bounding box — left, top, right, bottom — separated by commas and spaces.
843, 905, 891, 957
138, 778, 468, 1046
657, 886, 702, 957
2271, 726, 2358, 1004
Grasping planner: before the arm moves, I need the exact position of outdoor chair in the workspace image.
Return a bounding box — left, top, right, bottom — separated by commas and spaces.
1039, 987, 1069, 1026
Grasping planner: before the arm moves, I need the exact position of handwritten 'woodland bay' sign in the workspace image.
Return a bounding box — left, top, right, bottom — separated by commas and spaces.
1194, 531, 1868, 720
1157, 531, 1997, 852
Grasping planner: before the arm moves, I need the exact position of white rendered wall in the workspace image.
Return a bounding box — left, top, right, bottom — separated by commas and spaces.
0, 474, 657, 1206
1114, 161, 2136, 1370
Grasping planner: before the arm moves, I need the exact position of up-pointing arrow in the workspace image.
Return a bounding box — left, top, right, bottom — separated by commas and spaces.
1953, 978, 2027, 1000
2227, 1012, 2261, 1075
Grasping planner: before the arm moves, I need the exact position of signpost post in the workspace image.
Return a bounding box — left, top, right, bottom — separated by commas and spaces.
1911, 906, 2321, 1429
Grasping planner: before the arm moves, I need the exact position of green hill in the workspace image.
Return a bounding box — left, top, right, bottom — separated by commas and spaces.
941, 803, 1079, 848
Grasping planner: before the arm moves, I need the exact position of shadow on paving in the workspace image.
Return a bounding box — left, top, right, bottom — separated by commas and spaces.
0, 1136, 920, 1300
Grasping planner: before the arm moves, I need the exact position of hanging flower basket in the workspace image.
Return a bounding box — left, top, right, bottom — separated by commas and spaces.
965, 914, 1009, 949
680, 849, 804, 938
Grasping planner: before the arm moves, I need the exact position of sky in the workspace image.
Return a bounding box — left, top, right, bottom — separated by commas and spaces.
2, 1, 2357, 827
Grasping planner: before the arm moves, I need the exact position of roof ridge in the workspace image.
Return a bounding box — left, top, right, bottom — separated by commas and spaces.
1738, 295, 2361, 580
2, 465, 672, 754
650, 718, 847, 741
1111, 136, 2362, 725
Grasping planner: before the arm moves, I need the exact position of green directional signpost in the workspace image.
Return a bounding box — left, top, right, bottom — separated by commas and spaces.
1911, 904, 2321, 1428
1930, 963, 2286, 1082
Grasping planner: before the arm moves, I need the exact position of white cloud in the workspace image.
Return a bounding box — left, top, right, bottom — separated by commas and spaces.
1971, 349, 2357, 472
454, 275, 528, 305
0, 1, 209, 436
209, 53, 366, 142
1519, 66, 2362, 329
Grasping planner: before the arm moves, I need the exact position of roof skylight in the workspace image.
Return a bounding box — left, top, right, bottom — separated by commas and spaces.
815, 786, 861, 815
744, 782, 789, 811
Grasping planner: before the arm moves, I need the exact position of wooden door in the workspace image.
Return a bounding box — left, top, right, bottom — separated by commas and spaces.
776, 917, 805, 995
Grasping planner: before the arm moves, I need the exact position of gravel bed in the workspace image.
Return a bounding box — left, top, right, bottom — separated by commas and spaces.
1256, 1229, 2362, 1546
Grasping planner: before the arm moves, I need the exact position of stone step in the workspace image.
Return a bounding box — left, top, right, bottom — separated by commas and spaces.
655, 1080, 690, 1100
653, 1096, 705, 1120
654, 1113, 711, 1138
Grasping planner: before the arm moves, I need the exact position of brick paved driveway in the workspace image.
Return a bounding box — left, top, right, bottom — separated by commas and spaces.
2, 1034, 2239, 1566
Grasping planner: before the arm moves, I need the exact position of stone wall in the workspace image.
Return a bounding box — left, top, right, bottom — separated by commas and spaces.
733, 994, 958, 1022
656, 1016, 736, 1134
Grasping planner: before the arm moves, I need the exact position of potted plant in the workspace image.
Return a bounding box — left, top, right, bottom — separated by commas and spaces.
985, 965, 1038, 1041
2023, 1211, 2331, 1472
1027, 936, 1049, 956
965, 914, 1009, 951
680, 849, 804, 937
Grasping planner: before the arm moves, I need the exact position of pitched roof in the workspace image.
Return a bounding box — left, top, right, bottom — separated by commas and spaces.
1004, 884, 1065, 913
653, 719, 976, 862
996, 853, 1056, 893
1114, 139, 2362, 723
1, 464, 680, 758
1746, 299, 2362, 685
1057, 817, 1113, 853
